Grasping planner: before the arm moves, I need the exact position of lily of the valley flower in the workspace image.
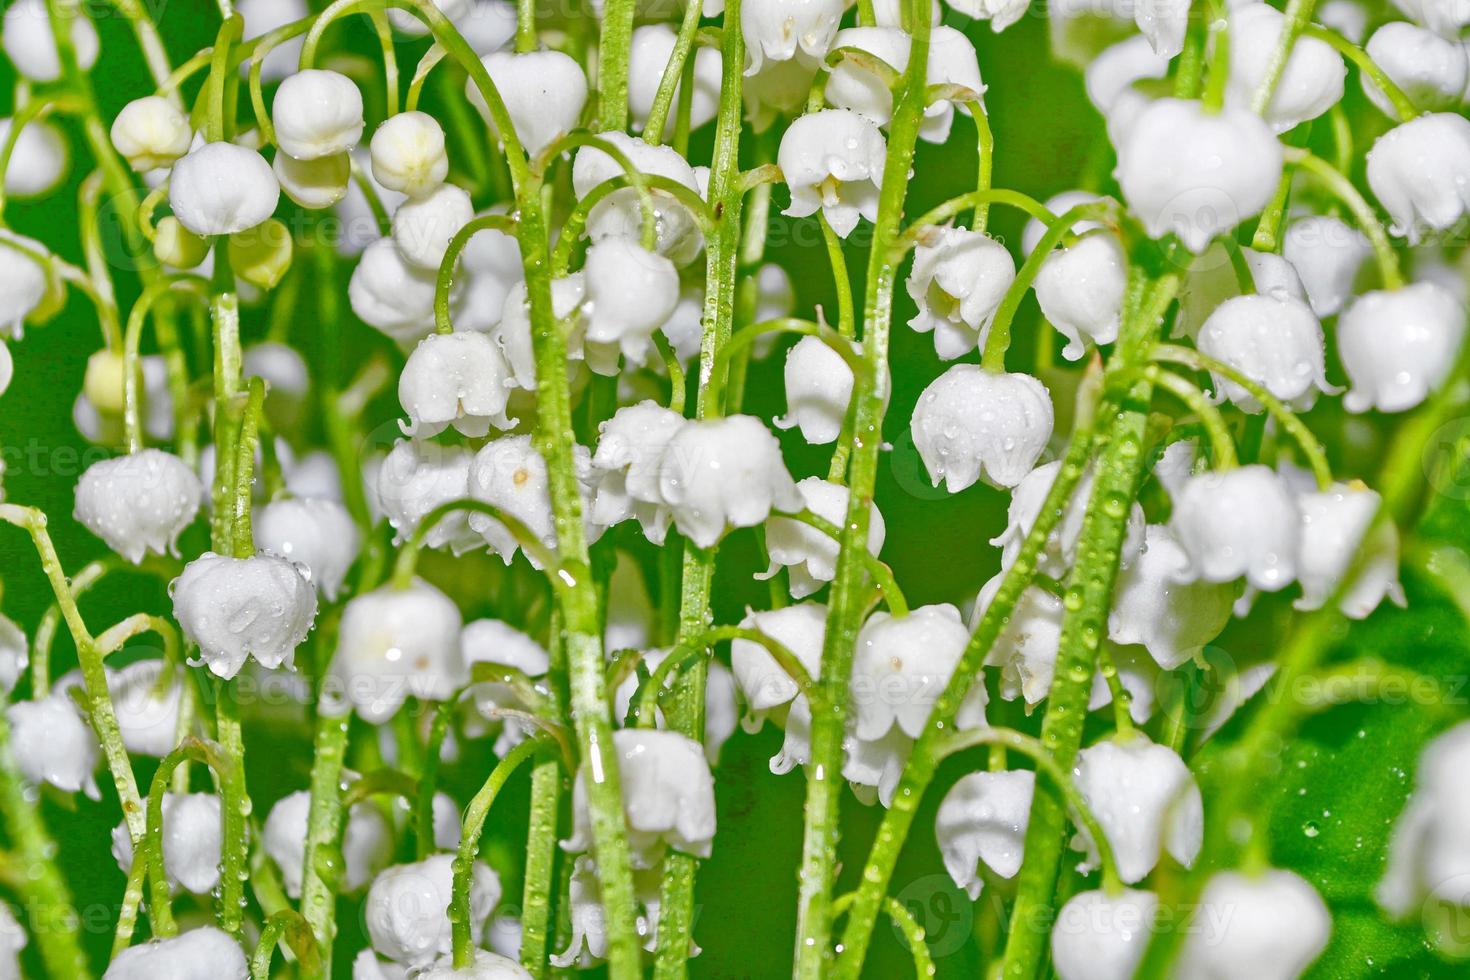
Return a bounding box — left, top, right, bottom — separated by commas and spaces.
102, 927, 247, 980
392, 182, 474, 271
2, 0, 98, 83
473, 50, 589, 157
364, 855, 501, 969
1034, 231, 1126, 360
1196, 292, 1335, 412
0, 230, 60, 337
1171, 465, 1301, 592
369, 111, 449, 198
253, 496, 361, 600
107, 659, 184, 757
110, 792, 220, 894
376, 439, 482, 553
494, 274, 588, 389
1295, 482, 1406, 618
851, 604, 974, 742
272, 69, 365, 160
1109, 524, 1235, 670
774, 335, 855, 445
1378, 721, 1470, 917
629, 25, 721, 132
824, 27, 910, 126
731, 602, 826, 750
572, 132, 706, 265
1337, 281, 1467, 413
656, 415, 803, 548
906, 226, 1016, 359
172, 552, 318, 679
1050, 888, 1159, 980
275, 149, 351, 209
168, 142, 280, 237
330, 580, 465, 723
921, 27, 986, 143
1282, 215, 1371, 317
399, 331, 514, 438
1363, 22, 1467, 115
74, 449, 202, 563
741, 0, 845, 72
935, 770, 1034, 900
1228, 3, 1345, 132
1366, 113, 1470, 243
264, 789, 392, 897
763, 477, 886, 599
417, 949, 534, 980
1176, 870, 1331, 977
975, 573, 1065, 704
911, 366, 1054, 492
469, 435, 598, 564
111, 97, 192, 173
8, 688, 100, 798
778, 109, 886, 239
589, 400, 686, 544
348, 238, 442, 344
583, 238, 680, 367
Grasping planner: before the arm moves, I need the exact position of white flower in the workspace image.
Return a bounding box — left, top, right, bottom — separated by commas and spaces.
272, 69, 364, 160
763, 478, 885, 599
8, 691, 99, 798
417, 949, 533, 980
1085, 36, 1170, 119
279, 148, 355, 211
0, 116, 66, 197
732, 603, 825, 742
935, 770, 1034, 899
236, 0, 308, 82
469, 435, 598, 563
462, 619, 550, 755
906, 226, 1016, 359
1295, 482, 1405, 618
1134, 0, 1190, 59
108, 659, 184, 757
744, 58, 819, 127
353, 949, 409, 980
74, 450, 202, 563
778, 109, 885, 239
824, 27, 910, 126
572, 132, 704, 265
2, 0, 98, 83
349, 238, 442, 344
1177, 870, 1330, 978
1364, 22, 1467, 115
472, 50, 588, 157
253, 496, 361, 599
975, 574, 1064, 704
1281, 215, 1371, 317
1390, 0, 1470, 36
1050, 888, 1158, 980
365, 855, 500, 969
611, 650, 739, 763
1034, 231, 1126, 360
946, 0, 1029, 32
171, 552, 318, 679
102, 927, 247, 980
911, 366, 1053, 492
370, 111, 449, 198
1366, 113, 1470, 243
583, 239, 680, 367
0, 231, 58, 337
1172, 466, 1300, 591
111, 792, 220, 894
0, 614, 26, 697
1227, 4, 1345, 132
330, 580, 465, 724
0, 903, 22, 978
493, 274, 587, 390
629, 25, 721, 132
377, 439, 481, 552
1115, 98, 1283, 253
921, 27, 986, 143
553, 856, 665, 967
774, 335, 854, 445
1197, 292, 1334, 412
1340, 282, 1466, 414
852, 604, 972, 741
1070, 734, 1202, 884
1109, 525, 1235, 670
1175, 242, 1308, 339
656, 415, 802, 548
565, 728, 716, 867
589, 400, 686, 544
1378, 721, 1470, 916
741, 0, 845, 72
392, 182, 474, 271
399, 331, 514, 438
264, 790, 392, 897
168, 142, 280, 237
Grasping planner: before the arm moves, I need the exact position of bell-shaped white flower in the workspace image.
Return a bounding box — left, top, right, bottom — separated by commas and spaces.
493, 273, 587, 390
469, 435, 597, 563
589, 400, 686, 544
1109, 525, 1234, 670
1177, 870, 1330, 978
778, 109, 886, 238
473, 50, 588, 157
73, 449, 202, 563
272, 69, 363, 162
168, 142, 280, 237
365, 855, 501, 969
1034, 231, 1126, 360
102, 926, 247, 980
392, 182, 474, 271
774, 334, 854, 445
2, 0, 98, 83
552, 855, 666, 968
656, 415, 802, 548
1366, 113, 1470, 243
1172, 465, 1300, 591
171, 551, 318, 679
417, 949, 533, 980
1133, 0, 1189, 59
629, 25, 721, 132
399, 331, 514, 438
906, 226, 1016, 359
744, 58, 820, 128
1338, 281, 1466, 413
1197, 292, 1334, 412
0, 614, 26, 697
572, 132, 704, 265
370, 111, 449, 198
741, 0, 845, 72
349, 238, 442, 344
921, 27, 986, 143
253, 496, 361, 599
1085, 36, 1170, 120
824, 27, 910, 126
462, 618, 550, 755
732, 604, 826, 775
275, 148, 351, 209
0, 116, 65, 197
0, 230, 59, 338
1050, 887, 1159, 980
236, 0, 308, 82
108, 659, 184, 757
1364, 22, 1467, 115
1390, 0, 1470, 36
566, 728, 716, 868
264, 789, 392, 897
1175, 241, 1308, 339
1227, 4, 1345, 132
1378, 722, 1470, 917
330, 580, 465, 724
851, 604, 970, 741
377, 439, 481, 553
8, 691, 100, 798
1281, 215, 1370, 317
975, 574, 1065, 704
935, 770, 1034, 899
1295, 482, 1405, 618
1116, 98, 1283, 253
111, 792, 220, 894
911, 365, 1053, 492
762, 477, 885, 599
583, 239, 680, 367
945, 0, 1028, 30
1070, 734, 1202, 884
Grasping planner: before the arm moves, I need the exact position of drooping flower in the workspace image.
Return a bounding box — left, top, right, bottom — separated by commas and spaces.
552, 856, 666, 967
171, 552, 318, 679
1281, 215, 1371, 317
1389, 0, 1470, 36
935, 770, 1034, 900
468, 435, 598, 563
906, 226, 1016, 359
629, 24, 721, 132
369, 111, 449, 198
8, 689, 100, 798
329, 580, 466, 724
572, 132, 706, 265
763, 477, 886, 599
774, 335, 855, 445
1171, 465, 1301, 592
376, 439, 482, 553
1378, 721, 1470, 917
944, 0, 1029, 31
1050, 888, 1159, 980
1227, 3, 1345, 132
1363, 22, 1467, 115
777, 109, 886, 239
168, 142, 280, 237
741, 0, 845, 72
0, 116, 66, 198
851, 604, 973, 742
472, 50, 588, 157
824, 27, 910, 126
911, 366, 1053, 492
74, 450, 202, 563
110, 792, 221, 894
107, 659, 184, 757
364, 855, 501, 969
1295, 482, 1405, 618
1176, 870, 1330, 977
0, 614, 26, 698
392, 182, 474, 271
1196, 292, 1335, 412
399, 331, 514, 438
493, 273, 588, 390
1337, 281, 1466, 413
253, 496, 361, 600
731, 602, 826, 740
921, 27, 986, 143
462, 618, 550, 756
0, 230, 60, 338
1366, 113, 1470, 242
236, 0, 308, 81
349, 238, 443, 345
588, 400, 686, 544
272, 69, 365, 160
656, 415, 802, 549
974, 574, 1065, 705
1034, 231, 1126, 360
583, 238, 680, 368
102, 927, 247, 980
1109, 524, 1235, 670
264, 790, 392, 897
2, 0, 98, 83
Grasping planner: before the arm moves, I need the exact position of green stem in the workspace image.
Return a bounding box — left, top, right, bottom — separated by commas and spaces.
820, 215, 855, 339
1303, 24, 1418, 121
516, 0, 536, 50
1286, 148, 1403, 289
1252, 0, 1316, 114
251, 909, 322, 980
520, 757, 561, 977
299, 709, 350, 977
643, 0, 704, 145
597, 0, 635, 131
1151, 367, 1240, 469
969, 101, 994, 233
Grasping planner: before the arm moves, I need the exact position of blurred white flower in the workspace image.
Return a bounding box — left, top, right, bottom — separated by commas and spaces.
1366, 113, 1470, 243
1177, 870, 1330, 978
264, 790, 392, 897
330, 580, 465, 723
473, 50, 588, 157
111, 792, 220, 894
253, 496, 361, 600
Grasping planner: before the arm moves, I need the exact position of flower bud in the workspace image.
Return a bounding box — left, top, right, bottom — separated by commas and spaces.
1051, 888, 1158, 980
1364, 22, 1466, 115
274, 149, 351, 209
1227, 3, 1345, 131
1070, 734, 1202, 883
1109, 525, 1235, 669
629, 24, 721, 132
764, 477, 885, 599
169, 142, 280, 237
0, 117, 66, 197
228, 217, 294, 290
111, 792, 221, 894
272, 68, 365, 160
348, 238, 441, 344
1281, 214, 1370, 317
583, 239, 679, 367
400, 331, 514, 439
8, 689, 99, 798
393, 183, 474, 271
153, 216, 211, 269
1295, 482, 1405, 618
1171, 465, 1300, 591
947, 0, 1028, 31
75, 449, 201, 564
906, 226, 1016, 359
330, 580, 465, 723
1177, 870, 1330, 977
264, 790, 392, 897
1116, 98, 1283, 253
172, 551, 318, 679
589, 400, 687, 544
911, 365, 1053, 492
1197, 292, 1334, 412
472, 50, 589, 157
1034, 231, 1126, 360
102, 927, 247, 980
2, 0, 98, 83
936, 770, 1034, 899
741, 0, 844, 71
365, 855, 500, 969
254, 496, 361, 600
370, 111, 449, 198
824, 28, 910, 127
1366, 113, 1470, 242
656, 415, 803, 548
107, 659, 183, 758
82, 349, 130, 415
778, 109, 886, 239
1338, 281, 1466, 413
